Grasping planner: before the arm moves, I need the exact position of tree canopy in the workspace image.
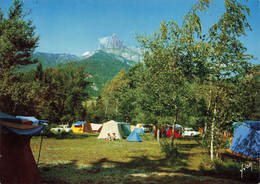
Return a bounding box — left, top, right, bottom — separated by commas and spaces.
94, 0, 258, 160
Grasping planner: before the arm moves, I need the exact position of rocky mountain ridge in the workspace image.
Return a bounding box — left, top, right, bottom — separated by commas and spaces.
82, 33, 143, 65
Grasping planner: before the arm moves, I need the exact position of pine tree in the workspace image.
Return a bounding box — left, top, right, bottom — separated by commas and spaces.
0, 0, 39, 114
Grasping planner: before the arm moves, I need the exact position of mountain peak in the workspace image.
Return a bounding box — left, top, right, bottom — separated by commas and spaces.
98, 33, 125, 50
111, 33, 118, 39
82, 33, 143, 64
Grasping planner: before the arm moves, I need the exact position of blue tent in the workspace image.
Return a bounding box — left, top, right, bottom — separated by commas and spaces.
74, 121, 86, 125
126, 131, 143, 142
133, 127, 145, 134
228, 121, 260, 160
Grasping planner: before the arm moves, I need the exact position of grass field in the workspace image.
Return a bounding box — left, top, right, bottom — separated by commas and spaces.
30, 133, 259, 184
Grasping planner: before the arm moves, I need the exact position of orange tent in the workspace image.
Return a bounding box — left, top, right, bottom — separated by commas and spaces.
71, 121, 92, 133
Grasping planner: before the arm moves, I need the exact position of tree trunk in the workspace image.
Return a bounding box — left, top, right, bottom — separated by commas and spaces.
210, 120, 214, 161
157, 128, 160, 146
171, 122, 175, 151
204, 80, 212, 143
210, 99, 217, 161
171, 105, 178, 151
203, 121, 207, 142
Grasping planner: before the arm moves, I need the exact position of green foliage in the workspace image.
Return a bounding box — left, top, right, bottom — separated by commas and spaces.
97, 69, 129, 122
203, 0, 255, 160
160, 139, 178, 159
19, 50, 132, 97
78, 50, 131, 97
95, 0, 257, 142
235, 65, 260, 120
0, 0, 39, 71
0, 60, 90, 123
0, 0, 39, 115
32, 62, 90, 123
95, 62, 152, 124
92, 0, 259, 163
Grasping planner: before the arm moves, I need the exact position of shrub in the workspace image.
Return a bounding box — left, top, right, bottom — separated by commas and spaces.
160, 139, 178, 159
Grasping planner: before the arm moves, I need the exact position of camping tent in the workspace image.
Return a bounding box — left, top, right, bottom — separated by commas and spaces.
120, 122, 131, 136
166, 124, 182, 138
90, 123, 103, 132
136, 123, 145, 130
16, 116, 49, 126
133, 127, 145, 134
0, 112, 45, 184
71, 121, 92, 133
16, 116, 39, 125
98, 120, 124, 140
126, 131, 143, 142
166, 127, 181, 138
227, 121, 260, 160
130, 125, 136, 132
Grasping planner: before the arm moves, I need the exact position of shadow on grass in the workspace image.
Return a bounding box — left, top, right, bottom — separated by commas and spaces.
39, 159, 193, 184
38, 152, 255, 184
176, 143, 200, 151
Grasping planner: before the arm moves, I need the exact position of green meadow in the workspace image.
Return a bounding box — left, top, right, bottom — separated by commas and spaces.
30, 133, 259, 184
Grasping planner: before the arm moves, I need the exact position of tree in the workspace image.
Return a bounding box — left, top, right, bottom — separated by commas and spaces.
0, 0, 39, 72
0, 0, 39, 114
206, 0, 254, 161
37, 63, 90, 123
134, 0, 254, 160
238, 65, 260, 121
118, 63, 147, 124
98, 69, 129, 122
136, 0, 211, 152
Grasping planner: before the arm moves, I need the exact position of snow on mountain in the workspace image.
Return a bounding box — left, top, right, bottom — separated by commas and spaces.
82, 51, 95, 57
82, 33, 143, 65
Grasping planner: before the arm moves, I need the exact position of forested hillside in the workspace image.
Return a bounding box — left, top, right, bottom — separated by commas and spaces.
18, 52, 80, 71
21, 50, 132, 96
78, 50, 131, 96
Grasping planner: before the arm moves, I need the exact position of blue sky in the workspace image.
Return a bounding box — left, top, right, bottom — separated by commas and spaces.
0, 0, 259, 64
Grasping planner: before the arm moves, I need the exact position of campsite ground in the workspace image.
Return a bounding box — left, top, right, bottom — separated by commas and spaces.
31, 133, 259, 184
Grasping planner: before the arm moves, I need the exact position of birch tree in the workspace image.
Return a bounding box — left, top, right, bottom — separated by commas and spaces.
206, 0, 254, 161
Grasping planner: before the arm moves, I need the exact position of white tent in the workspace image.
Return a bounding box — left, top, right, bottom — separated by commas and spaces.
136, 124, 145, 130
90, 123, 103, 132
98, 120, 124, 140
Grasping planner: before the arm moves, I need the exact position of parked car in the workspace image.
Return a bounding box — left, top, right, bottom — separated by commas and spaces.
183, 128, 200, 137
51, 125, 73, 133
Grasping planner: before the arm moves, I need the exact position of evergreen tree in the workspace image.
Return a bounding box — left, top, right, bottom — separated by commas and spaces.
0, 0, 39, 114
37, 63, 90, 123
0, 0, 39, 72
